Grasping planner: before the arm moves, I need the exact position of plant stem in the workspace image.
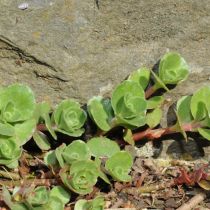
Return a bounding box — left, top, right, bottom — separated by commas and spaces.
0, 170, 20, 180
0, 178, 58, 188
133, 122, 201, 141
145, 85, 156, 99
176, 192, 206, 210
36, 123, 47, 132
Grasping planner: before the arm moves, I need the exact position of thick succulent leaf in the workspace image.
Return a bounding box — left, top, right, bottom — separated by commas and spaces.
0, 138, 22, 167
0, 122, 15, 136
14, 119, 36, 146
53, 99, 87, 137
111, 80, 147, 128
159, 52, 189, 85
94, 158, 111, 185
87, 97, 114, 131
123, 129, 134, 145
43, 113, 57, 139
34, 102, 57, 139
177, 95, 193, 123
49, 186, 70, 205
33, 102, 51, 123
75, 199, 91, 210
105, 151, 133, 182
62, 140, 91, 164
55, 143, 66, 168
75, 197, 105, 210
150, 70, 170, 91
87, 137, 120, 158
128, 67, 150, 89
27, 186, 49, 206
146, 108, 162, 128
198, 128, 210, 141
56, 128, 85, 137
190, 86, 210, 121
44, 150, 59, 167
0, 84, 35, 122
43, 196, 64, 210
173, 111, 188, 141
33, 131, 51, 150
147, 96, 164, 109
60, 160, 99, 194
91, 196, 105, 210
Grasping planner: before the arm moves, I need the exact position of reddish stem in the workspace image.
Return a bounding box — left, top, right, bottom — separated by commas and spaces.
36, 123, 47, 132
133, 122, 201, 141
145, 85, 156, 99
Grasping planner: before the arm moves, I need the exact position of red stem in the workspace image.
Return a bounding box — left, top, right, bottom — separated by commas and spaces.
145, 85, 156, 99
36, 123, 47, 132
133, 122, 201, 141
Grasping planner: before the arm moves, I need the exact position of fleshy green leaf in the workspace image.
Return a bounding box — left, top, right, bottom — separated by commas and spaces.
111, 80, 147, 128
123, 129, 134, 145
198, 128, 210, 141
0, 138, 22, 167
49, 186, 70, 205
147, 96, 164, 109
0, 122, 15, 136
43, 113, 57, 140
87, 97, 114, 131
75, 196, 105, 210
14, 119, 36, 146
146, 108, 162, 128
190, 86, 210, 121
27, 186, 49, 206
150, 70, 170, 92
62, 140, 91, 164
177, 95, 193, 123
33, 131, 51, 150
128, 67, 150, 89
44, 150, 59, 167
34, 102, 51, 123
87, 137, 120, 158
44, 196, 64, 210
55, 144, 66, 168
159, 52, 189, 85
0, 84, 35, 122
105, 151, 133, 182
53, 99, 87, 137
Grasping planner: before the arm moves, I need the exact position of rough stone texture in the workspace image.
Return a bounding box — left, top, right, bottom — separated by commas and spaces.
0, 0, 210, 104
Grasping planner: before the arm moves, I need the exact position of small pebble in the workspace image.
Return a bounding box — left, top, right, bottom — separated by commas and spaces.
18, 2, 29, 10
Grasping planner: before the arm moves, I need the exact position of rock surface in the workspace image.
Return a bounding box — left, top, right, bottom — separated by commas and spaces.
0, 0, 210, 104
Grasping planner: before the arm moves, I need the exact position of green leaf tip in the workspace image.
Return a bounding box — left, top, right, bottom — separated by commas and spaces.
128, 67, 150, 90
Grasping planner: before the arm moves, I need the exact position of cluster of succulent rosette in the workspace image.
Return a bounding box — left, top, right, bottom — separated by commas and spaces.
1, 52, 210, 209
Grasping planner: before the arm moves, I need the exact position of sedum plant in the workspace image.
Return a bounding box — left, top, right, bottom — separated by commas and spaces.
44, 137, 133, 194
52, 99, 87, 137
60, 160, 100, 194
0, 84, 36, 168
3, 185, 70, 210
2, 51, 210, 209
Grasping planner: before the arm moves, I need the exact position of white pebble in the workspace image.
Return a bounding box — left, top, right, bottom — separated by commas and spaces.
18, 2, 29, 10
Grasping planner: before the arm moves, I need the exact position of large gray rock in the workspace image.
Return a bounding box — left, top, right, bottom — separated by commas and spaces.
0, 0, 210, 104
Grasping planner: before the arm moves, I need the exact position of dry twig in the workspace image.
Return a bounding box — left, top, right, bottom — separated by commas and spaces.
176, 192, 206, 210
